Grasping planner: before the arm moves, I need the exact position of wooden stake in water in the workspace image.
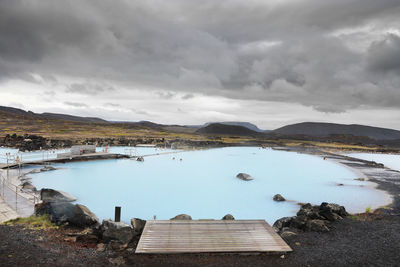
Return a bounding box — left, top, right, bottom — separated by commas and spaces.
115, 206, 121, 222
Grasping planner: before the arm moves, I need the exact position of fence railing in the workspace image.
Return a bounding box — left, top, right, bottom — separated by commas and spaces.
0, 149, 70, 165
0, 171, 38, 217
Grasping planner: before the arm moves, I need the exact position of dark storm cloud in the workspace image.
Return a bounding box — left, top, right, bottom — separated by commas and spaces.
1, 0, 400, 112
367, 34, 400, 73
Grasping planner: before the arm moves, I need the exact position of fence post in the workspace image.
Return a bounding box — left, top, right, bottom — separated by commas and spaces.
15, 185, 18, 211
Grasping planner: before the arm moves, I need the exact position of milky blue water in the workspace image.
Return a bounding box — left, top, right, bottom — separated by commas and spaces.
346, 153, 400, 172
27, 147, 390, 224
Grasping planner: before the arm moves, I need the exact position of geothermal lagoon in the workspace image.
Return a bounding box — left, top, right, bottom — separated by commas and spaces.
16, 147, 389, 224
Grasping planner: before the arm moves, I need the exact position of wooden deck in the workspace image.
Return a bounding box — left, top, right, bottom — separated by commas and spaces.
136, 220, 292, 254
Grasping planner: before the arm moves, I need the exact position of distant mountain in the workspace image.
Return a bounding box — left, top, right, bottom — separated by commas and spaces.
196, 123, 262, 136
272, 122, 400, 140
202, 121, 266, 132
0, 106, 107, 123
41, 113, 107, 123
0, 106, 36, 116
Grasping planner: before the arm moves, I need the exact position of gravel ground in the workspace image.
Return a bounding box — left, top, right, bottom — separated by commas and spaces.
1, 215, 400, 266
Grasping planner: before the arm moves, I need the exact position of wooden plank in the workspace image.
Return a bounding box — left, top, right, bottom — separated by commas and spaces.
136, 220, 292, 254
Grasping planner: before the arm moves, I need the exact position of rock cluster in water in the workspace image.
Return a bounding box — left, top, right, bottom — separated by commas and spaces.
273, 202, 349, 238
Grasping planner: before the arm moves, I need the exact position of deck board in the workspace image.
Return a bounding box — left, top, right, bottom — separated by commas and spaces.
136, 220, 292, 254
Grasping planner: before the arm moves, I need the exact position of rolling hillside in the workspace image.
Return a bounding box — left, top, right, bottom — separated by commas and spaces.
272, 122, 400, 140
195, 123, 261, 136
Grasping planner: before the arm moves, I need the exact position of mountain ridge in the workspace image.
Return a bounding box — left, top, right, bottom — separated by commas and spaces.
272, 122, 400, 140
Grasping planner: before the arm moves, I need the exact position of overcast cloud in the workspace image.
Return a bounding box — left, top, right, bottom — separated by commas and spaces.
0, 0, 400, 129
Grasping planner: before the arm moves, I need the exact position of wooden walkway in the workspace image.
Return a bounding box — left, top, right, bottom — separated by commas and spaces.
136, 220, 292, 254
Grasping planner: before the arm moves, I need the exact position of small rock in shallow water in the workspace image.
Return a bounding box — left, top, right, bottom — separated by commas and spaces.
273, 194, 286, 202
236, 173, 254, 181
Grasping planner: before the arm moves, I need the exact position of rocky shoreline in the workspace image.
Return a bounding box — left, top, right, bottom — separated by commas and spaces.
1, 133, 227, 152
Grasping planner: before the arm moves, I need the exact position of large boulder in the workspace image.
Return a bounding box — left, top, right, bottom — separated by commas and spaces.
40, 188, 77, 203
222, 214, 235, 220
131, 218, 146, 235
273, 194, 286, 202
236, 173, 254, 181
69, 204, 99, 228
170, 214, 192, 220
35, 202, 99, 228
101, 220, 134, 244
35, 201, 75, 224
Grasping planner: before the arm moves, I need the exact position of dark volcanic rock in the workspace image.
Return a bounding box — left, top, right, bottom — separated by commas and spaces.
131, 218, 146, 235
21, 182, 36, 191
69, 204, 99, 228
35, 202, 99, 228
40, 189, 77, 203
35, 202, 75, 224
273, 194, 286, 202
290, 215, 308, 230
320, 202, 348, 217
236, 173, 254, 181
170, 214, 192, 220
297, 203, 324, 220
273, 216, 295, 231
101, 220, 133, 244
305, 219, 330, 232
280, 230, 298, 240
274, 202, 348, 233
222, 214, 235, 220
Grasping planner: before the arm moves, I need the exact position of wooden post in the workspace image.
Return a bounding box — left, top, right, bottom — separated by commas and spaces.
115, 206, 121, 222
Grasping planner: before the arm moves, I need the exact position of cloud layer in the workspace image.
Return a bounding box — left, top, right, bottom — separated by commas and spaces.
0, 0, 400, 127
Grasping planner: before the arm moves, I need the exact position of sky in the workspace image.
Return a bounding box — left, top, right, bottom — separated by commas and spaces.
0, 0, 400, 130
